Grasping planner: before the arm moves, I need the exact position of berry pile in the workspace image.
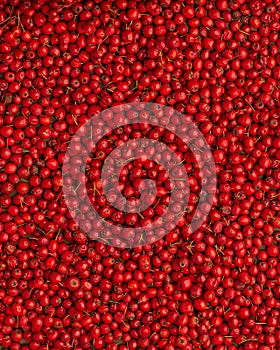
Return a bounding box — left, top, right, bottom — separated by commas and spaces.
0, 0, 280, 349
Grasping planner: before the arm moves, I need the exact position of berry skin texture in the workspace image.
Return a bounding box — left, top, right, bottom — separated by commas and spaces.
0, 0, 280, 349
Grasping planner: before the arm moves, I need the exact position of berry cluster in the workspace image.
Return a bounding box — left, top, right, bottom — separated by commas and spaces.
0, 0, 280, 349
